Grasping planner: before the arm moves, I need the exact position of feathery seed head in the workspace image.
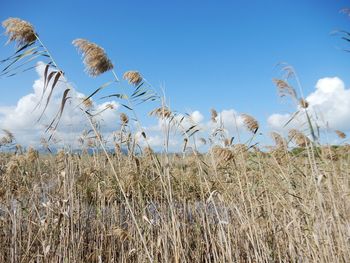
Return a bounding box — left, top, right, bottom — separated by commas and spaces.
0, 129, 14, 146
241, 114, 259, 133
120, 113, 129, 124
335, 130, 346, 139
288, 129, 309, 147
72, 38, 114, 77
2, 17, 37, 47
106, 103, 114, 110
26, 147, 38, 163
149, 106, 172, 119
114, 144, 121, 155
212, 146, 234, 165
210, 108, 218, 123
143, 146, 154, 157
270, 132, 287, 148
123, 71, 143, 86
273, 78, 297, 100
299, 99, 309, 109
82, 97, 93, 108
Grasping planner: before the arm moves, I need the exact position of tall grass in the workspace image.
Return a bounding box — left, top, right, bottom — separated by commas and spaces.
0, 144, 349, 262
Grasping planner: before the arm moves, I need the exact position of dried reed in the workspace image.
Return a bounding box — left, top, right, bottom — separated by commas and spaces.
72, 38, 114, 76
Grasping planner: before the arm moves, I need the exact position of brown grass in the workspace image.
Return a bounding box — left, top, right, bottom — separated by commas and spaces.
72, 38, 114, 76
0, 144, 349, 262
2, 17, 37, 47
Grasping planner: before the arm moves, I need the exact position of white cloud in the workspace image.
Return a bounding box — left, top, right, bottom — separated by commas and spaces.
268, 77, 350, 132
0, 62, 120, 147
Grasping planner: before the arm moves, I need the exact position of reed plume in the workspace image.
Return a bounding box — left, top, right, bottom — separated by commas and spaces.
123, 71, 143, 86
212, 146, 234, 164
72, 38, 114, 76
82, 97, 93, 108
143, 146, 154, 158
299, 98, 309, 109
321, 146, 338, 161
288, 129, 310, 147
2, 17, 37, 47
149, 106, 172, 119
120, 113, 129, 124
273, 78, 297, 100
335, 130, 346, 139
0, 129, 14, 145
241, 114, 259, 133
270, 131, 287, 148
210, 108, 218, 123
26, 147, 39, 163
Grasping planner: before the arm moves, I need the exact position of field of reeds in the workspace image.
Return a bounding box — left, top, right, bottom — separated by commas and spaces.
0, 17, 350, 263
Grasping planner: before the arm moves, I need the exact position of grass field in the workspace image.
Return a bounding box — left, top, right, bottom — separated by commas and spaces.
0, 143, 349, 262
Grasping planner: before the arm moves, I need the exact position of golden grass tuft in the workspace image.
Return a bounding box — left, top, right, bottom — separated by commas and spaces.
0, 129, 14, 146
335, 130, 346, 139
26, 147, 38, 163
210, 108, 218, 122
2, 17, 37, 47
120, 113, 129, 124
149, 106, 172, 119
82, 97, 93, 108
212, 146, 234, 164
241, 113, 259, 133
288, 129, 310, 147
270, 131, 287, 148
273, 78, 297, 99
72, 38, 114, 76
299, 98, 309, 109
123, 71, 143, 86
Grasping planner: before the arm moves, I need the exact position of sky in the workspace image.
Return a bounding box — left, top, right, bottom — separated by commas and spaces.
1, 0, 350, 150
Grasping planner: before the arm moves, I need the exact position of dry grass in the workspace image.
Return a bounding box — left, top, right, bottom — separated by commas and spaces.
0, 143, 349, 262
2, 17, 37, 47
72, 38, 114, 77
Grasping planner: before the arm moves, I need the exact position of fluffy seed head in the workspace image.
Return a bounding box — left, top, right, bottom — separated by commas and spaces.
321, 147, 338, 161
26, 147, 39, 163
241, 114, 259, 133
106, 103, 114, 110
210, 108, 218, 123
143, 146, 154, 157
212, 146, 234, 165
2, 17, 37, 47
114, 144, 121, 155
72, 38, 114, 77
299, 99, 309, 109
149, 106, 172, 119
0, 129, 14, 145
82, 97, 93, 108
123, 71, 142, 86
335, 130, 346, 139
120, 113, 129, 124
270, 132, 287, 148
288, 129, 310, 147
273, 78, 297, 100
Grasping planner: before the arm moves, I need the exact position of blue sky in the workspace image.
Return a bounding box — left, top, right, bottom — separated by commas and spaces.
1, 0, 350, 147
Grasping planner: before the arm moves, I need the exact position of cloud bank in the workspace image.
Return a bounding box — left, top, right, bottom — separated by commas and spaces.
268, 77, 350, 133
